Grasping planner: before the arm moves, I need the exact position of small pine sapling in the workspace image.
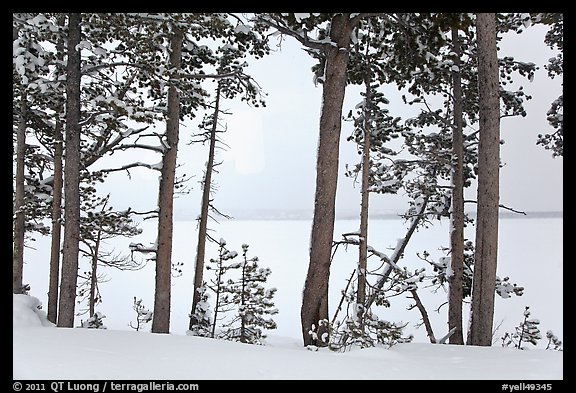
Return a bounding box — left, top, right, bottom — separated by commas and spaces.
501, 306, 542, 349
545, 330, 563, 351
219, 244, 278, 344
79, 312, 107, 329
206, 238, 239, 338
129, 297, 153, 331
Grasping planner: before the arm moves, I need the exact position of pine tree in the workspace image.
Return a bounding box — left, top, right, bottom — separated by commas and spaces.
545, 330, 562, 351
189, 35, 266, 332
501, 306, 542, 350
219, 244, 278, 344
78, 312, 107, 329
13, 13, 58, 294
255, 13, 380, 346
205, 238, 239, 338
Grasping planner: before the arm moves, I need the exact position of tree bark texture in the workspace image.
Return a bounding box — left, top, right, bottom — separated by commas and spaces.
47, 119, 63, 323
152, 27, 183, 334
469, 13, 501, 346
47, 17, 66, 322
357, 79, 371, 316
448, 26, 465, 345
189, 82, 221, 331
57, 13, 82, 328
13, 92, 26, 294
301, 14, 354, 347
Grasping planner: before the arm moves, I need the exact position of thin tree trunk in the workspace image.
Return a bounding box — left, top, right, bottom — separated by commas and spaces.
89, 233, 101, 317
13, 91, 26, 294
152, 27, 182, 334
410, 289, 436, 343
189, 82, 221, 331
468, 13, 500, 346
47, 14, 66, 324
301, 13, 354, 348
47, 119, 63, 323
210, 248, 225, 339
240, 255, 247, 343
448, 25, 465, 345
357, 78, 371, 321
57, 13, 82, 328
364, 196, 429, 311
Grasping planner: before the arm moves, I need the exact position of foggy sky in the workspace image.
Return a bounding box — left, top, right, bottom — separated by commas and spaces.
98, 22, 563, 219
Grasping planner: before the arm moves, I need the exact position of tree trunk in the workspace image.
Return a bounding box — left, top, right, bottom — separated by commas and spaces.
47, 15, 67, 323
410, 289, 436, 343
89, 233, 101, 317
301, 14, 354, 347
357, 79, 371, 321
448, 26, 465, 345
47, 118, 63, 323
364, 196, 429, 311
468, 13, 500, 346
189, 82, 221, 331
57, 13, 82, 328
13, 91, 26, 294
151, 27, 183, 334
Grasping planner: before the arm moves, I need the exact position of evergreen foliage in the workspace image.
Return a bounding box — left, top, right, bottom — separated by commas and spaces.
501, 306, 542, 349
219, 244, 278, 344
188, 284, 212, 337
192, 239, 277, 344
78, 312, 107, 329
545, 330, 563, 351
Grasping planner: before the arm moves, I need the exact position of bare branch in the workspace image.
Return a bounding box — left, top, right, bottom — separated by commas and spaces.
408, 289, 436, 343
464, 200, 527, 215
255, 14, 326, 51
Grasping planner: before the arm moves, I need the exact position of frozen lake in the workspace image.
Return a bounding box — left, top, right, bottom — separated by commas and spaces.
22, 213, 563, 348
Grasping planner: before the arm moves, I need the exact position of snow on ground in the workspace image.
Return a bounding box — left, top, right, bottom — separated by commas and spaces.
13, 294, 562, 380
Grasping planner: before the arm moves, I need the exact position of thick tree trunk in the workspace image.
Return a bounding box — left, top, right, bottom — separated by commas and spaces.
448, 26, 465, 345
13, 92, 26, 294
468, 13, 500, 346
57, 13, 82, 328
152, 27, 182, 334
47, 14, 66, 324
47, 119, 63, 323
189, 82, 221, 331
301, 14, 353, 347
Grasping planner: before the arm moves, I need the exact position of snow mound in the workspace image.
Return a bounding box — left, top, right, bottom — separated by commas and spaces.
13, 294, 55, 328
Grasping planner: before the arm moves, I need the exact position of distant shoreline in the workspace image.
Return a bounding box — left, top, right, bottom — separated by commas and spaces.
173, 209, 563, 222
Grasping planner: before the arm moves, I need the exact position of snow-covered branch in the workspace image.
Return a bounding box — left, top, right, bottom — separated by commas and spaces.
97, 161, 162, 176
364, 196, 429, 310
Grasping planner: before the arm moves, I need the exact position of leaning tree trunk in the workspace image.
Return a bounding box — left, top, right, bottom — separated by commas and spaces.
448, 25, 465, 345
57, 13, 82, 328
301, 14, 354, 347
468, 12, 501, 346
13, 91, 26, 294
189, 82, 222, 331
151, 26, 183, 334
